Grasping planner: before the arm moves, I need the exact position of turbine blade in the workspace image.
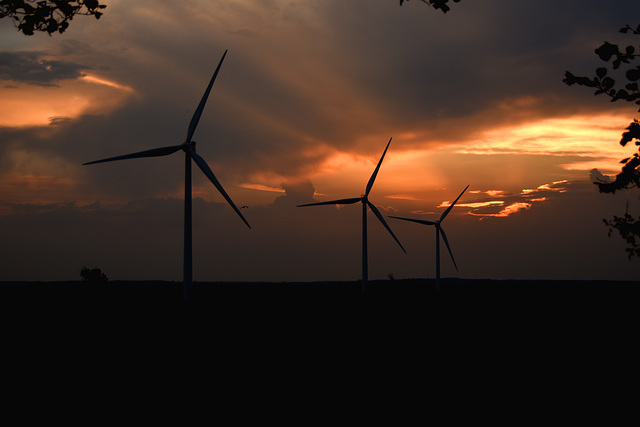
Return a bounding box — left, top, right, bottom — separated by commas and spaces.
365, 137, 392, 197
388, 216, 437, 226
439, 226, 458, 271
440, 184, 470, 222
368, 202, 406, 253
186, 50, 228, 143
297, 197, 362, 207
191, 151, 251, 229
83, 145, 183, 165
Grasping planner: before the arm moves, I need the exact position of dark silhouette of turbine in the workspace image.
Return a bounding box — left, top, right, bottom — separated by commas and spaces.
298, 138, 406, 293
83, 50, 250, 299
390, 185, 468, 291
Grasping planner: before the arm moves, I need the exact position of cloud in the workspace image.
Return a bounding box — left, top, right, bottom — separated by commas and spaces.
1, 1, 630, 194
470, 201, 531, 218
0, 51, 87, 86
440, 180, 572, 219
522, 180, 568, 195
273, 179, 316, 207
590, 168, 612, 184
239, 183, 285, 193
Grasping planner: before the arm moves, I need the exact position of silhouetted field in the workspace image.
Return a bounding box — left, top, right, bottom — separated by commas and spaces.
2, 278, 639, 305
2, 278, 638, 364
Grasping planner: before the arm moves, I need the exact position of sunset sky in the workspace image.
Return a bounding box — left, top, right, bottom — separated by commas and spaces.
2, 0, 640, 283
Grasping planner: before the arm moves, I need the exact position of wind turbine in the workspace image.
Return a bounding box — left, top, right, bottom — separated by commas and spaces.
83, 50, 250, 300
297, 138, 406, 293
389, 185, 468, 291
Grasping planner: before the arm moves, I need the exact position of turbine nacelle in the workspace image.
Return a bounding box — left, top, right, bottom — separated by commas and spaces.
182, 140, 196, 153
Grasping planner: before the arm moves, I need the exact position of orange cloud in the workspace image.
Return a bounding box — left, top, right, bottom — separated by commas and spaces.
0, 173, 80, 207
522, 180, 568, 194
80, 74, 135, 92
452, 201, 505, 209
386, 194, 421, 201
0, 75, 135, 128
470, 202, 532, 218
409, 210, 436, 215
239, 183, 286, 193
452, 115, 636, 173
470, 190, 509, 197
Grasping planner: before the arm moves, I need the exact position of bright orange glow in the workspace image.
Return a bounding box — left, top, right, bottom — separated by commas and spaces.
470, 202, 532, 218
386, 194, 422, 201
81, 74, 135, 92
315, 151, 372, 176
471, 190, 509, 197
443, 201, 505, 209
0, 76, 135, 128
239, 183, 286, 193
453, 115, 636, 173
310, 145, 449, 202
409, 210, 436, 215
0, 86, 91, 127
522, 180, 568, 194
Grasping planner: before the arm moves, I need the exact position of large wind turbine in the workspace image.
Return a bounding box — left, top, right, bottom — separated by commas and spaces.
389, 185, 468, 291
83, 50, 250, 300
297, 138, 406, 293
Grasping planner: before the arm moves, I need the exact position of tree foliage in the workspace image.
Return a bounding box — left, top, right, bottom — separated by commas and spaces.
564, 24, 640, 194
604, 208, 640, 259
0, 0, 106, 36
399, 0, 461, 14
80, 266, 108, 282
564, 24, 640, 258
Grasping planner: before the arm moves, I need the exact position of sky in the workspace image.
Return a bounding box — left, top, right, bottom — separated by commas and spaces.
1, 0, 640, 283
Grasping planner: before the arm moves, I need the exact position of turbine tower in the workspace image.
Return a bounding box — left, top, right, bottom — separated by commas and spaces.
83, 50, 250, 300
297, 138, 406, 293
389, 185, 468, 291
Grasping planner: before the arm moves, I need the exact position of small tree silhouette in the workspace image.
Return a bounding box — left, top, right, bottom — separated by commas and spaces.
564, 24, 640, 258
80, 266, 108, 282
0, 0, 106, 36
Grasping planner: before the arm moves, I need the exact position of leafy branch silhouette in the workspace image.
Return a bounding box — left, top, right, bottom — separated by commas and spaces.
604, 205, 640, 260
564, 24, 640, 258
564, 24, 640, 194
0, 0, 106, 36
399, 0, 461, 14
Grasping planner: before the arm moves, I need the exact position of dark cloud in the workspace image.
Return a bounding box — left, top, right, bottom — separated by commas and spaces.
2, 179, 638, 283
0, 51, 87, 86
12, 0, 633, 187
590, 168, 612, 184
273, 179, 316, 207
48, 116, 72, 126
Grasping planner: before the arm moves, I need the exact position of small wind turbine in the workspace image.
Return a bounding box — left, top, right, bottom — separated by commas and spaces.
389, 185, 468, 291
297, 138, 406, 293
83, 50, 250, 299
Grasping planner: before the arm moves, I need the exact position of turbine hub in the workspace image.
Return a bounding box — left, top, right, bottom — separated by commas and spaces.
182, 140, 196, 153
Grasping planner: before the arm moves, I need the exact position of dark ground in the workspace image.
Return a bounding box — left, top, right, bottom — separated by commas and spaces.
3, 278, 639, 338
2, 277, 637, 403
2, 277, 640, 296
2, 277, 640, 310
